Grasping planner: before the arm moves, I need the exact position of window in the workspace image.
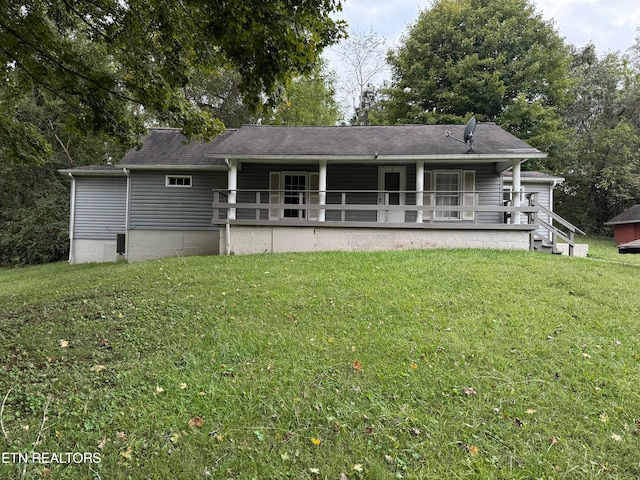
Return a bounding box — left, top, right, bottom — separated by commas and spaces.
283, 173, 307, 218
269, 172, 319, 220
435, 171, 461, 219
165, 175, 192, 187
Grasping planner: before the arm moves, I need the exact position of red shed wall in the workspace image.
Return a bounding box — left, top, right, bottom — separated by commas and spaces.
613, 223, 640, 244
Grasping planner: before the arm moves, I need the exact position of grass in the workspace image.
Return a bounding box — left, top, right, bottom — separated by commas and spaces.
1, 243, 640, 479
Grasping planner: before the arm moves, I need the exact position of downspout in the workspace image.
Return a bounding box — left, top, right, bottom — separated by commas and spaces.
67, 173, 76, 264
124, 168, 131, 260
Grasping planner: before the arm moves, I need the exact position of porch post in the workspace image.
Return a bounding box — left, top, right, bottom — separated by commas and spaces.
319, 160, 327, 222
227, 158, 237, 220
416, 160, 424, 223
512, 160, 521, 224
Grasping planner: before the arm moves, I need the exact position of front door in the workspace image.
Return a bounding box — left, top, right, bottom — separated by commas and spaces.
378, 166, 406, 223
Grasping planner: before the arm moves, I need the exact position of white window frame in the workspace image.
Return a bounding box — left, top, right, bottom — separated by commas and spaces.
165, 175, 192, 187
282, 172, 308, 219
434, 170, 462, 220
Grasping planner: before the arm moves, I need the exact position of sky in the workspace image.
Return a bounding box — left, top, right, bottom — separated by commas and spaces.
331, 0, 639, 54
325, 0, 640, 114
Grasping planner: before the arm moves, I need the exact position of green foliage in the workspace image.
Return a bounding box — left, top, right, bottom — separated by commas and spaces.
0, 163, 70, 266
268, 61, 343, 125
378, 0, 570, 154
1, 249, 640, 478
0, 0, 346, 162
556, 44, 640, 232
0, 82, 126, 266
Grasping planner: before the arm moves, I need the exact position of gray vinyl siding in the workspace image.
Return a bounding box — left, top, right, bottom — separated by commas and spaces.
74, 176, 127, 239
129, 171, 227, 230
234, 162, 503, 224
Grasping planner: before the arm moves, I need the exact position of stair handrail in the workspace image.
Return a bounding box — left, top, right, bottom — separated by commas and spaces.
526, 193, 586, 257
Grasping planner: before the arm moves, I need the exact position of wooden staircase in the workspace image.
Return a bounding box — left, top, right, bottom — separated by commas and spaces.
526, 195, 586, 257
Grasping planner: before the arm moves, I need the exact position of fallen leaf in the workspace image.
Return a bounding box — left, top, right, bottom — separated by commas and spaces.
468, 445, 479, 456
464, 387, 477, 396
409, 362, 418, 369
583, 353, 592, 359
311, 437, 321, 445
611, 433, 622, 441
599, 412, 609, 423
90, 364, 106, 373
352, 464, 363, 472
97, 437, 107, 449
59, 339, 69, 348
328, 337, 335, 343
119, 446, 132, 460
384, 454, 395, 464
353, 360, 362, 373
179, 383, 187, 390
117, 431, 128, 440
309, 467, 320, 474
39, 467, 51, 477
512, 417, 524, 428
188, 416, 204, 428
525, 408, 537, 414
154, 386, 164, 395
550, 437, 559, 445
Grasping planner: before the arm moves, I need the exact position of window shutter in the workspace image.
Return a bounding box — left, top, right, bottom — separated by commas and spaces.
269, 172, 281, 220
308, 172, 320, 221
462, 170, 475, 221
423, 170, 433, 221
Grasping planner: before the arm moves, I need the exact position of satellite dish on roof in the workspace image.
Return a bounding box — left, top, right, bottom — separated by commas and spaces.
464, 117, 477, 152
445, 116, 477, 153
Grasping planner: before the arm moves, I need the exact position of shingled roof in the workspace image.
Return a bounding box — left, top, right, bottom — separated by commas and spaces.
605, 205, 640, 225
206, 123, 544, 158
114, 123, 544, 168
118, 128, 234, 167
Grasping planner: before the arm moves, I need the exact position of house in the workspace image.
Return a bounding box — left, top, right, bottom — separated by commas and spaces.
60, 123, 586, 263
605, 205, 640, 244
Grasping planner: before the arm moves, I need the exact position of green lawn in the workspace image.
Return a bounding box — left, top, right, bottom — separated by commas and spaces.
1, 244, 640, 479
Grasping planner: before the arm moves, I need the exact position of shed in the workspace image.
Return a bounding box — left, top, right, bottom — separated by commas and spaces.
604, 205, 640, 244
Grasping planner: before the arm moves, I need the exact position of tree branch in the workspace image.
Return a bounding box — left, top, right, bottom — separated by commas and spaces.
49, 120, 75, 167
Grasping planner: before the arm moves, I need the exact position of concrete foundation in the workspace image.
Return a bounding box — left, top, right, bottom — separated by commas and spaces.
70, 239, 119, 264
127, 230, 220, 262
224, 226, 531, 255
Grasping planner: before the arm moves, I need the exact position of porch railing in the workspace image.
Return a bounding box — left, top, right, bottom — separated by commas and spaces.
212, 189, 538, 225
212, 189, 586, 256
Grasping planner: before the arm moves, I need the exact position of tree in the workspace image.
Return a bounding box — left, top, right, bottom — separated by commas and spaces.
0, 0, 346, 164
337, 28, 388, 125
268, 61, 342, 126
0, 72, 126, 265
377, 0, 570, 151
555, 44, 640, 232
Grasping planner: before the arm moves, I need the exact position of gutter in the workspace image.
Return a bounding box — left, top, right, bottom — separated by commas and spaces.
206, 153, 547, 163
67, 172, 76, 264
124, 169, 131, 260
